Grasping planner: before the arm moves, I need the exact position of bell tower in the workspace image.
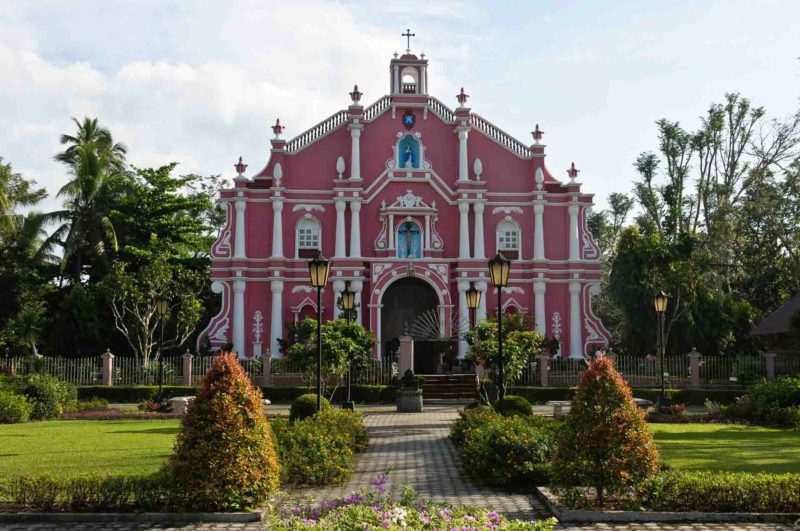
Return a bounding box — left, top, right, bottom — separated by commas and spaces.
390, 29, 428, 96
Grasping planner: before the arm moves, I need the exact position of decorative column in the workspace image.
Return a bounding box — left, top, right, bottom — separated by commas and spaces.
534, 200, 545, 260
232, 279, 246, 356
181, 351, 193, 386
533, 277, 546, 335
349, 201, 362, 258
473, 201, 485, 259
388, 214, 395, 250
269, 280, 284, 358
101, 350, 114, 386
568, 279, 582, 359
234, 195, 246, 259
687, 348, 702, 388
351, 280, 363, 325
349, 124, 363, 180
475, 280, 488, 323
458, 201, 471, 259
271, 198, 284, 258
334, 199, 347, 258
332, 280, 345, 320
568, 203, 580, 262
456, 126, 470, 182
457, 280, 470, 358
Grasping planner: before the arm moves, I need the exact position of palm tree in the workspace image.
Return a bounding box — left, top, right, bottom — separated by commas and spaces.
47, 118, 127, 282
8, 302, 45, 357
0, 157, 47, 236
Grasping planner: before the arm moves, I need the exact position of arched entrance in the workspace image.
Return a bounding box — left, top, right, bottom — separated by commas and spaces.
380, 277, 440, 374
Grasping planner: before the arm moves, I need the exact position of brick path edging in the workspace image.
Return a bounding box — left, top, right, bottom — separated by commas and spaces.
0, 510, 263, 525
538, 487, 800, 524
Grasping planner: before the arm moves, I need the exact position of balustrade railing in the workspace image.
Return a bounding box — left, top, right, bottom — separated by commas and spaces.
469, 113, 532, 158
363, 96, 391, 121
426, 97, 456, 122
285, 110, 349, 153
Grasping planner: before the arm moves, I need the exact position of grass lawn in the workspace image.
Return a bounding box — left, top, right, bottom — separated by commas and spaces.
0, 419, 180, 479
650, 423, 800, 474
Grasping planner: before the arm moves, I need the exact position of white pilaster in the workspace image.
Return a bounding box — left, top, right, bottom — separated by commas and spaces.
271, 198, 284, 258
232, 279, 246, 355
351, 280, 363, 325
332, 279, 345, 320
349, 125, 362, 180
234, 196, 246, 259
534, 278, 546, 335
457, 280, 470, 359
270, 280, 284, 357
458, 201, 471, 259
334, 200, 347, 258
569, 203, 580, 261
569, 280, 583, 359
475, 280, 488, 323
457, 127, 469, 182
534, 200, 545, 260
349, 201, 362, 258
473, 201, 485, 259
388, 214, 395, 249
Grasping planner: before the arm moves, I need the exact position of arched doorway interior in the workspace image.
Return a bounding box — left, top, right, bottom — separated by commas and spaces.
380, 277, 440, 374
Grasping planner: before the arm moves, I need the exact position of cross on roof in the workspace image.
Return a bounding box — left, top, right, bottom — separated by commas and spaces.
402, 29, 415, 53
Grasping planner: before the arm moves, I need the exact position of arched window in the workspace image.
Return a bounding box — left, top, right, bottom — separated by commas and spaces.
296, 217, 321, 258
497, 219, 520, 260
397, 134, 421, 169
396, 220, 422, 258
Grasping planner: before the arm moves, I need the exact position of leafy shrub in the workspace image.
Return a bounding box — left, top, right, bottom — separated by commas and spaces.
0, 474, 174, 512
312, 408, 369, 453
723, 376, 800, 427
289, 393, 330, 421
493, 394, 533, 416
659, 403, 686, 416
61, 397, 109, 414
167, 353, 280, 511
486, 385, 743, 405
0, 389, 32, 423
552, 357, 659, 506
19, 374, 77, 420
637, 470, 800, 513
272, 415, 354, 486
454, 408, 557, 488
77, 385, 197, 403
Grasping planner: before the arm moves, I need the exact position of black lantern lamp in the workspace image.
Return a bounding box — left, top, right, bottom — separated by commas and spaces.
653, 290, 670, 410
154, 295, 169, 403
308, 252, 331, 412
488, 253, 512, 414
465, 283, 481, 329
341, 282, 356, 410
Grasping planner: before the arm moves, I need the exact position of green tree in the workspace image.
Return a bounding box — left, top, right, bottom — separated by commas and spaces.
6, 300, 46, 357
287, 318, 376, 397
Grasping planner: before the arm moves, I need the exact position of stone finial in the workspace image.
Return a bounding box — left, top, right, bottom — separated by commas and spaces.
532, 124, 544, 144
273, 162, 283, 186
336, 156, 345, 179
420, 51, 426, 59
234, 156, 247, 176
567, 162, 580, 183
271, 118, 285, 139
456, 87, 469, 107
473, 158, 483, 180
349, 84, 362, 105
393, 51, 399, 59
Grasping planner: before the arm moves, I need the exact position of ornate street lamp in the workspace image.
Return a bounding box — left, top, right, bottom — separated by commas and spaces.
488, 253, 511, 414
653, 290, 669, 410
308, 252, 331, 412
465, 283, 481, 329
341, 282, 356, 410
154, 295, 170, 403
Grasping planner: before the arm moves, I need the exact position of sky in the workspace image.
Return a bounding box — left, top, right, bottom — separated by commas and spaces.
1, 0, 799, 212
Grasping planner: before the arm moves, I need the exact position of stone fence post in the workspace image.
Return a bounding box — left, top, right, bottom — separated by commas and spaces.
261, 354, 272, 388
687, 348, 701, 388
763, 351, 776, 380
538, 353, 550, 387
101, 349, 114, 386
181, 351, 193, 386
399, 336, 414, 376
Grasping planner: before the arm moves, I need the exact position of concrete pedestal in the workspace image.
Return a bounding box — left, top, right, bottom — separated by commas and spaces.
397, 388, 423, 412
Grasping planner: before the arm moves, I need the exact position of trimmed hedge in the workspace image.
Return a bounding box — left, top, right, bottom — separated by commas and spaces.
493, 394, 533, 416
290, 393, 331, 421
77, 386, 197, 403
498, 385, 744, 405
264, 384, 397, 404
637, 470, 800, 513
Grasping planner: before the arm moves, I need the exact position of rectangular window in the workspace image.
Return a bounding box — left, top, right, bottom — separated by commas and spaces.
498, 230, 519, 260
298, 228, 319, 249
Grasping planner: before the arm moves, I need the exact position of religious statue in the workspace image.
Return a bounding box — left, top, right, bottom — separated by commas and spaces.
403, 146, 413, 168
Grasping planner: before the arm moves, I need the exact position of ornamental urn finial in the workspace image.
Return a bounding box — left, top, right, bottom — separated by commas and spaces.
456, 87, 469, 107
349, 84, 362, 105
567, 162, 580, 183
234, 156, 247, 176
271, 118, 284, 139
532, 124, 544, 144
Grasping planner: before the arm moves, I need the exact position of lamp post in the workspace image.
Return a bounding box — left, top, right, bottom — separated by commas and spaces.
154, 295, 169, 403
341, 282, 356, 410
488, 253, 511, 414
308, 252, 331, 412
465, 283, 481, 330
653, 290, 669, 410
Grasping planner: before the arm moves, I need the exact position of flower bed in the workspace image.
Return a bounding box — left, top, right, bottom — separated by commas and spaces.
266, 475, 557, 530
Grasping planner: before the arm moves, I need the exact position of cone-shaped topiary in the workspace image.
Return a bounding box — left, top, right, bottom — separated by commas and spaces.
552, 356, 659, 506
167, 353, 280, 510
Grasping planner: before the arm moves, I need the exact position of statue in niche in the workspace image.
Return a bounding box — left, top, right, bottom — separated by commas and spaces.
403, 146, 413, 168
397, 221, 421, 258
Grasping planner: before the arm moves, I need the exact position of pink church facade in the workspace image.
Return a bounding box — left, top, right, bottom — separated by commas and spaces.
198, 49, 610, 366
